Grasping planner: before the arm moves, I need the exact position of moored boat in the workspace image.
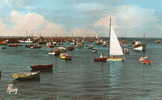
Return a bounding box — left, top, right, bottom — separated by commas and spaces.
66, 46, 75, 51
154, 40, 161, 44
90, 48, 98, 53
18, 38, 33, 43
25, 44, 41, 48
94, 57, 107, 62
59, 53, 72, 60
94, 52, 107, 62
47, 42, 55, 48
48, 47, 66, 56
138, 56, 152, 64
0, 40, 8, 45
8, 43, 22, 47
48, 51, 56, 55
132, 41, 145, 52
31, 64, 53, 71
11, 72, 40, 81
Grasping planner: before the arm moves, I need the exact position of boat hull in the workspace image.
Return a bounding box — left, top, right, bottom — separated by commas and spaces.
59, 53, 72, 60
140, 59, 152, 64
133, 46, 144, 51
31, 64, 53, 71
94, 57, 107, 62
11, 72, 40, 81
107, 57, 125, 61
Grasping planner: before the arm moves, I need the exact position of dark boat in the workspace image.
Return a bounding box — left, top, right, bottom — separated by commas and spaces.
31, 64, 53, 71
94, 52, 107, 62
11, 72, 40, 81
26, 44, 41, 49
94, 57, 107, 62
8, 43, 22, 47
66, 46, 75, 51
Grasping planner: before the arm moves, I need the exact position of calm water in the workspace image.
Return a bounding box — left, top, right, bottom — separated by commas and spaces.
1, 39, 162, 100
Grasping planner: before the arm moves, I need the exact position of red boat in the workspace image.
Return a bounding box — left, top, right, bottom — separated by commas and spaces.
138, 56, 152, 64
8, 43, 22, 47
94, 57, 107, 62
31, 64, 53, 71
140, 59, 152, 64
0, 40, 8, 45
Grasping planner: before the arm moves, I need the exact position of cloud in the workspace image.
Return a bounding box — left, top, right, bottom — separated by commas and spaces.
94, 5, 160, 37
0, 19, 6, 33
71, 28, 97, 37
0, 10, 65, 36
41, 22, 65, 36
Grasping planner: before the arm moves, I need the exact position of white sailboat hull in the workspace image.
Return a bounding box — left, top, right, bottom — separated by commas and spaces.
133, 46, 143, 51
48, 52, 55, 55
107, 57, 125, 61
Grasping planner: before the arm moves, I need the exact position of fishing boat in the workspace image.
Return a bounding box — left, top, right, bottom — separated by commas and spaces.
0, 40, 8, 45
48, 50, 56, 55
25, 44, 41, 49
90, 48, 98, 53
66, 46, 75, 51
11, 72, 40, 81
59, 53, 72, 60
138, 56, 152, 64
46, 42, 55, 48
8, 43, 22, 47
94, 16, 125, 62
154, 40, 161, 44
19, 38, 33, 43
31, 64, 53, 71
48, 47, 66, 56
132, 41, 145, 52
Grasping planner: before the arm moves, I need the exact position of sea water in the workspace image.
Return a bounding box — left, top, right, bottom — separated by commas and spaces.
0, 38, 162, 100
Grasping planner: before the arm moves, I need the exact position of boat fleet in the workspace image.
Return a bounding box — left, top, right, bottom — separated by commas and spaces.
0, 17, 158, 82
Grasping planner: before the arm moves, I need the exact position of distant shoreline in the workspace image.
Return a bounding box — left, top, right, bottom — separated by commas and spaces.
0, 36, 161, 39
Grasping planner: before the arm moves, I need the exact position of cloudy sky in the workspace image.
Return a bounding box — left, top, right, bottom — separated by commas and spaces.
0, 0, 162, 37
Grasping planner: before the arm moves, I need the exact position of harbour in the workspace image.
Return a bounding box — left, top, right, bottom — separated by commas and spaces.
0, 37, 162, 100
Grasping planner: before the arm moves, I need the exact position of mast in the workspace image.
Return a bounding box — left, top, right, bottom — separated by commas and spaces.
108, 16, 111, 57
143, 33, 146, 56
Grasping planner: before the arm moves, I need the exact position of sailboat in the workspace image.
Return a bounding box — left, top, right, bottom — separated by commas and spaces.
107, 17, 125, 61
94, 16, 125, 62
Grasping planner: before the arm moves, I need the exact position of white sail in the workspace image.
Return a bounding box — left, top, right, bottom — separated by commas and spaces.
109, 26, 124, 56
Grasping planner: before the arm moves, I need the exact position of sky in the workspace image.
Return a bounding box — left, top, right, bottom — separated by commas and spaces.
0, 0, 162, 37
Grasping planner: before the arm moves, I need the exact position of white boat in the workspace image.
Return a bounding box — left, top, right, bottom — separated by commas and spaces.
48, 51, 56, 55
107, 16, 125, 61
132, 40, 145, 52
133, 46, 144, 51
19, 38, 33, 43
